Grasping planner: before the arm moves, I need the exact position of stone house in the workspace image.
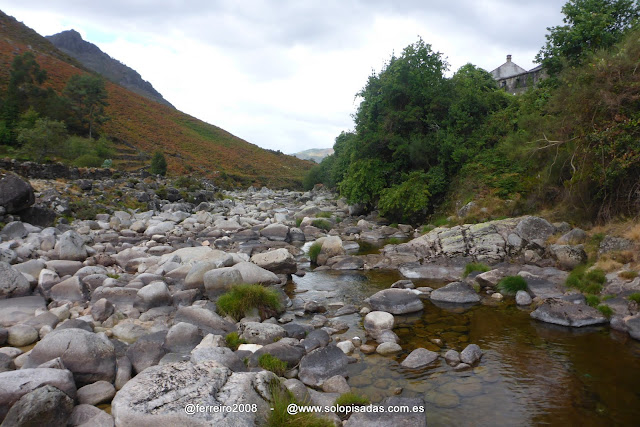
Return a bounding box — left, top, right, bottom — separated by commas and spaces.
490, 55, 547, 95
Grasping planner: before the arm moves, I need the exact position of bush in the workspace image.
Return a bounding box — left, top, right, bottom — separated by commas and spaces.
311, 219, 332, 231
225, 332, 247, 351
308, 242, 322, 264
566, 265, 606, 294
497, 276, 528, 295
216, 284, 281, 320
73, 154, 102, 167
597, 304, 614, 318
267, 381, 333, 427
463, 262, 491, 277
295, 217, 303, 227
334, 392, 370, 420
315, 211, 332, 218
258, 354, 288, 376
378, 171, 431, 223
628, 293, 640, 304
585, 295, 600, 307
150, 151, 167, 176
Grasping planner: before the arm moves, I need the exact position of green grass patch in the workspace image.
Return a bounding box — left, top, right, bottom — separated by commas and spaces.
566, 265, 606, 295
334, 392, 371, 420
216, 284, 281, 320
597, 304, 614, 318
309, 242, 322, 264
585, 295, 600, 307
311, 219, 332, 231
267, 381, 334, 427
433, 217, 450, 227
386, 237, 403, 245
619, 270, 638, 280
258, 354, 288, 376
602, 294, 615, 301
463, 262, 491, 277
628, 293, 640, 304
497, 276, 528, 295
225, 332, 247, 351
295, 217, 303, 227
315, 211, 332, 218
420, 225, 434, 234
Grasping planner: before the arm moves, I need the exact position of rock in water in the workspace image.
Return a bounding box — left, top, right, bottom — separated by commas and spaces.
430, 282, 480, 304
400, 348, 438, 369
298, 345, 350, 387
366, 288, 424, 314
530, 299, 608, 327
111, 361, 277, 426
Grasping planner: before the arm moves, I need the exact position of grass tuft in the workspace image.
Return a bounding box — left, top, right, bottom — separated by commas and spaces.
225, 332, 247, 351
497, 276, 527, 295
216, 284, 281, 320
334, 392, 371, 420
309, 242, 322, 264
618, 270, 638, 280
585, 295, 600, 307
258, 354, 288, 376
463, 262, 491, 278
315, 211, 332, 218
311, 219, 332, 231
597, 304, 614, 318
566, 265, 606, 294
628, 293, 640, 304
267, 381, 334, 427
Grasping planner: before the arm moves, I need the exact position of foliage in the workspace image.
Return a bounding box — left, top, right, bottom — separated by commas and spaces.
497, 276, 528, 295
463, 262, 491, 277
315, 211, 332, 218
216, 284, 281, 320
334, 392, 371, 420
63, 73, 109, 138
225, 332, 247, 351
258, 354, 288, 376
308, 242, 322, 264
17, 117, 67, 162
266, 381, 333, 427
311, 219, 332, 231
585, 294, 601, 307
597, 304, 614, 317
150, 151, 167, 176
378, 171, 431, 223
174, 175, 203, 191
628, 292, 640, 303
536, 0, 640, 75
566, 265, 606, 293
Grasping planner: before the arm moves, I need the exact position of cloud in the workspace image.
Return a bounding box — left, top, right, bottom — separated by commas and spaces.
0, 0, 566, 153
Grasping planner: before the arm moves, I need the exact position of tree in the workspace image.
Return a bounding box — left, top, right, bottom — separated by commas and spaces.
64, 74, 109, 139
150, 151, 167, 176
16, 118, 68, 162
536, 0, 640, 75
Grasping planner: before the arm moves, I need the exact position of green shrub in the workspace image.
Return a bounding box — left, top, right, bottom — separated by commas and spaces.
308, 242, 322, 264
315, 211, 332, 218
463, 262, 491, 277
334, 392, 370, 420
311, 219, 332, 231
225, 332, 247, 351
216, 284, 281, 320
155, 186, 168, 199
258, 354, 288, 376
565, 265, 606, 294
150, 151, 167, 176
295, 217, 303, 227
585, 295, 600, 307
597, 304, 614, 318
73, 154, 103, 168
174, 175, 203, 191
497, 276, 528, 295
386, 237, 402, 245
628, 293, 640, 304
378, 171, 431, 223
267, 381, 333, 427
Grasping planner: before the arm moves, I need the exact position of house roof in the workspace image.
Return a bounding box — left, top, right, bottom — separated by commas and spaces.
490, 55, 528, 79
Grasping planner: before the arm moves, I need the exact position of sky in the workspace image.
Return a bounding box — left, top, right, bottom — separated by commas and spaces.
0, 1, 566, 154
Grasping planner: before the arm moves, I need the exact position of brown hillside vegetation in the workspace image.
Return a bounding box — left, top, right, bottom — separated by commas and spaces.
0, 11, 313, 188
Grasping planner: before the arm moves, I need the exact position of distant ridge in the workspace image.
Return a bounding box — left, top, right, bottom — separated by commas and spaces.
292, 148, 334, 163
46, 29, 173, 108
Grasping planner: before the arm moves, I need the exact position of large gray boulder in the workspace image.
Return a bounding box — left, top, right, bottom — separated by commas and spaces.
190, 346, 246, 372
249, 342, 306, 369
203, 267, 243, 298
0, 368, 76, 422
460, 344, 483, 365
134, 281, 171, 311
530, 299, 608, 327
0, 172, 34, 214
366, 288, 424, 314
430, 282, 480, 304
24, 328, 116, 385
68, 404, 115, 427
49, 276, 88, 302
400, 348, 439, 369
515, 216, 555, 242
126, 331, 167, 374
0, 262, 30, 299
54, 230, 88, 261
298, 345, 350, 387
232, 262, 280, 285
111, 361, 277, 427
625, 314, 640, 341
344, 396, 426, 427
1, 384, 74, 426
548, 245, 587, 270
250, 248, 297, 274
239, 322, 286, 345
163, 322, 202, 354
259, 223, 290, 241
0, 221, 28, 239
184, 252, 234, 290
317, 236, 345, 265
174, 306, 236, 336
0, 296, 46, 327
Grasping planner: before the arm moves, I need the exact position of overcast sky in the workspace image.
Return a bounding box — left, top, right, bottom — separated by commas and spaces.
0, 1, 566, 153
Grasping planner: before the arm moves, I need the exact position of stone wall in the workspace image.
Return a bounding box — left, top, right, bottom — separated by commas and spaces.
496, 66, 548, 95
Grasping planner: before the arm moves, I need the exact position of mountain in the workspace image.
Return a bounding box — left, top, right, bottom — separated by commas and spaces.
292, 148, 334, 163
0, 10, 313, 188
46, 29, 173, 108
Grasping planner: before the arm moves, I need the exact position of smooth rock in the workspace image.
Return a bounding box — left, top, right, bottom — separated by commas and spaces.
430, 282, 480, 304
77, 381, 116, 406
530, 299, 608, 327
400, 348, 438, 368
367, 288, 424, 314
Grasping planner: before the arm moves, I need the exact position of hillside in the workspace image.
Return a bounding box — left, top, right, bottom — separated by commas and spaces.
46, 30, 173, 108
0, 10, 313, 188
292, 147, 334, 163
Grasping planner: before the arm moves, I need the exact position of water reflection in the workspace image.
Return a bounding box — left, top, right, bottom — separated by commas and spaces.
286, 270, 640, 426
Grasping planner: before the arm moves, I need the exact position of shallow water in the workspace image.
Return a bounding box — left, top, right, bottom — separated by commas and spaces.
288, 270, 640, 426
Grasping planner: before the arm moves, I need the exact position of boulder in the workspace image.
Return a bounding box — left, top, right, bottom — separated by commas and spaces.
24, 328, 116, 385
68, 404, 115, 427
400, 348, 439, 368
625, 314, 640, 340
548, 245, 587, 270
557, 228, 588, 245
298, 345, 350, 387
134, 281, 171, 311
239, 322, 286, 345
376, 342, 402, 355
430, 282, 480, 304
54, 230, 88, 261
259, 223, 290, 241
317, 236, 344, 265
163, 322, 202, 354
203, 267, 244, 298
232, 262, 280, 285
0, 368, 76, 422
301, 329, 331, 353
143, 221, 175, 236
1, 384, 74, 426
49, 276, 88, 302
174, 306, 236, 336
77, 381, 116, 406
111, 361, 277, 426
0, 296, 46, 327
126, 331, 167, 374
514, 216, 555, 242
515, 290, 532, 306
366, 289, 424, 314
249, 342, 306, 369
444, 349, 460, 366
322, 375, 350, 394
363, 311, 394, 339
530, 299, 608, 327
0, 262, 30, 299
250, 248, 297, 274
475, 269, 505, 288
7, 324, 38, 347
460, 344, 483, 365
0, 221, 28, 239
190, 346, 246, 372
343, 396, 426, 427
0, 172, 34, 214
